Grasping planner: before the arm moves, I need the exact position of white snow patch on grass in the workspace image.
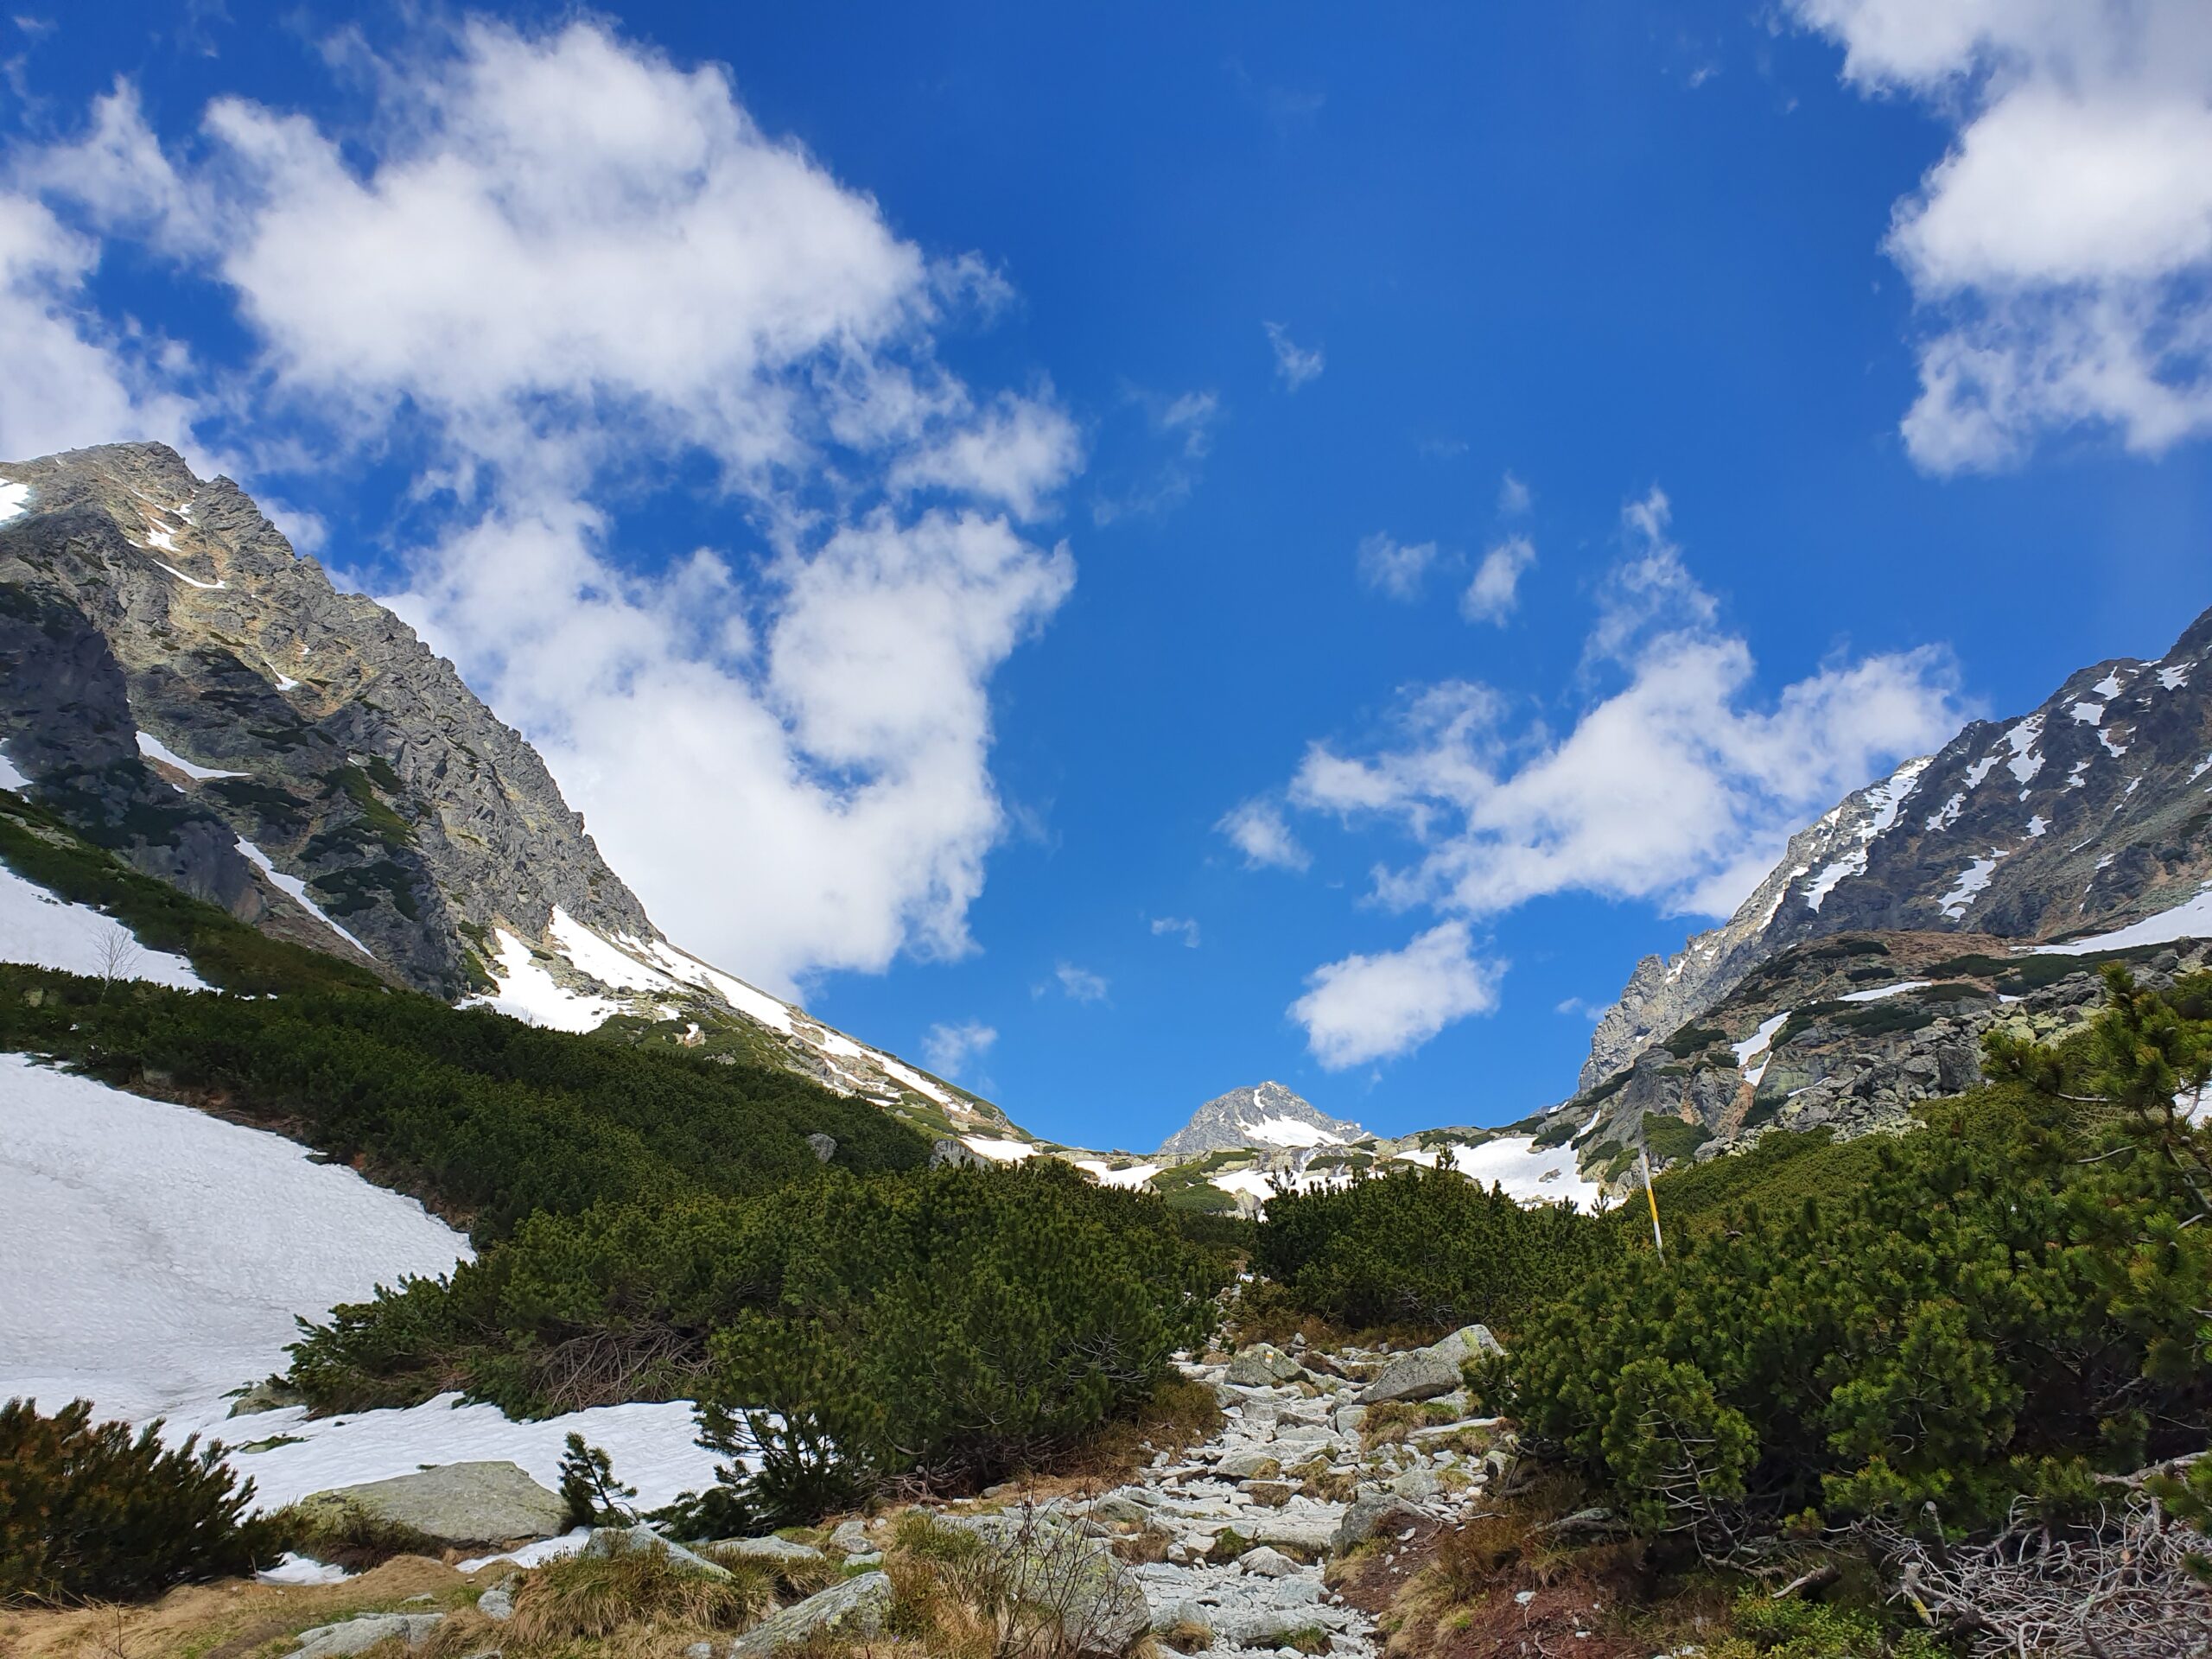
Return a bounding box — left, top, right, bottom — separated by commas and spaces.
143, 526, 180, 553
2069, 701, 2106, 725
1840, 980, 1932, 1004
1075, 1159, 1160, 1189
1964, 756, 1999, 789
960, 1135, 1037, 1163
137, 730, 245, 782
0, 747, 29, 791
2160, 664, 2190, 690
2025, 814, 2049, 838
1209, 1167, 1279, 1204
2093, 671, 2124, 699
234, 837, 376, 960
1432, 1135, 1602, 1209
639, 938, 794, 1034
2031, 886, 2212, 956
0, 480, 31, 523
0, 861, 204, 988
201, 1395, 721, 1517
1924, 792, 1967, 831
0, 1055, 467, 1424
2099, 728, 2128, 758
466, 928, 620, 1032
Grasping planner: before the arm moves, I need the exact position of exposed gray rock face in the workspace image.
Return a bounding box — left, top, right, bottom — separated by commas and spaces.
291, 1460, 567, 1547
0, 442, 1028, 1140
1582, 606, 2212, 1090
583, 1522, 734, 1580
0, 442, 651, 996
1160, 1081, 1363, 1156
726, 1570, 893, 1656
1224, 1344, 1304, 1388
1543, 926, 2212, 1197
1357, 1327, 1500, 1406
286, 1613, 445, 1657
712, 1534, 826, 1566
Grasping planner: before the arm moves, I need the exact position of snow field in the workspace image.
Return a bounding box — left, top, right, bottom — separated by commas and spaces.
0, 860, 205, 988
0, 1055, 729, 1516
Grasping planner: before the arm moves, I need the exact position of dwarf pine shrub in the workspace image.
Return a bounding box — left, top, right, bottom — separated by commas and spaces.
0, 1397, 276, 1603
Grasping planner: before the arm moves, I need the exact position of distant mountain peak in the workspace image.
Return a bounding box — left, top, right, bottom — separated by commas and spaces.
1158, 1079, 1363, 1156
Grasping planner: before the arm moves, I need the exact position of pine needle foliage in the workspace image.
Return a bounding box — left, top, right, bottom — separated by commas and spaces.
0, 1397, 276, 1604
1252, 1162, 1618, 1335
1505, 972, 2212, 1542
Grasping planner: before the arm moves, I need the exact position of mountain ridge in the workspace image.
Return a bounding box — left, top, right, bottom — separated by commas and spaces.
0, 441, 1013, 1142
1580, 602, 2212, 1090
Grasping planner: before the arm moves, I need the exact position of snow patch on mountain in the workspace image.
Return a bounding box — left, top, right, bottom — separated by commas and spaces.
1159, 1080, 1363, 1156
0, 862, 205, 988
136, 730, 245, 782
234, 837, 377, 960
2032, 885, 2212, 956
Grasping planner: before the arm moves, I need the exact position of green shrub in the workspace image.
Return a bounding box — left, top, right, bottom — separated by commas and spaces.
1640, 1112, 1713, 1167
1510, 1083, 2212, 1535
1254, 1164, 1618, 1336
0, 963, 923, 1241
0, 1397, 276, 1603
690, 1159, 1225, 1513
1718, 1592, 1940, 1658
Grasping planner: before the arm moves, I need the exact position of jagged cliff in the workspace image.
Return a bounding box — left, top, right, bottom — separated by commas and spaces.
0, 442, 1014, 1141
1582, 604, 2212, 1090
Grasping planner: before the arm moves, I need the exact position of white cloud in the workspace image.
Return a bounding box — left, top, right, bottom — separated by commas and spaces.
1356, 531, 1439, 602
920, 1019, 996, 1081
1290, 921, 1503, 1069
1791, 0, 2212, 468
1285, 489, 1967, 925
1150, 915, 1201, 948
1217, 798, 1311, 872
29, 18, 1080, 995
1263, 321, 1325, 390
1554, 995, 1606, 1021
0, 188, 196, 461
1053, 961, 1109, 1003
1497, 472, 1532, 515
1461, 535, 1535, 625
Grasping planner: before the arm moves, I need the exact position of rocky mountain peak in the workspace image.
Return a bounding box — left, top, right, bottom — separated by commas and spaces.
1579, 601, 2212, 1090
0, 441, 1016, 1139
1158, 1080, 1363, 1156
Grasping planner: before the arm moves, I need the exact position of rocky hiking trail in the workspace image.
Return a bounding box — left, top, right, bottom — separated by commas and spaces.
634, 1325, 1509, 1659
70, 1325, 1518, 1659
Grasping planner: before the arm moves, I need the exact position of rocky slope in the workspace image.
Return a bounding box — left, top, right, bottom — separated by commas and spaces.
1160, 1081, 1364, 1155
1583, 603, 2212, 1090
0, 442, 1013, 1142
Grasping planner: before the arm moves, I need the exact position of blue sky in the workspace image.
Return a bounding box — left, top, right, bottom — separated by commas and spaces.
5, 2, 2211, 1151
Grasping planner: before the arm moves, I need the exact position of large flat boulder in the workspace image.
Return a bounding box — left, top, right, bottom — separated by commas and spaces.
1355, 1325, 1502, 1406
285, 1612, 444, 1657
291, 1460, 567, 1548
728, 1570, 893, 1656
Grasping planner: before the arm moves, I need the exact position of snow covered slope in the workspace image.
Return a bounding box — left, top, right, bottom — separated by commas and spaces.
0, 1053, 723, 1511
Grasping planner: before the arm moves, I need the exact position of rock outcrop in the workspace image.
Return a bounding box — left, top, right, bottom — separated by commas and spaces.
1582, 605, 2212, 1089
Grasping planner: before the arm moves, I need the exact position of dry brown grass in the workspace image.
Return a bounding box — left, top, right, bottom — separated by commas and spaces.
1059, 1376, 1223, 1484
507, 1548, 771, 1644
0, 1555, 470, 1659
